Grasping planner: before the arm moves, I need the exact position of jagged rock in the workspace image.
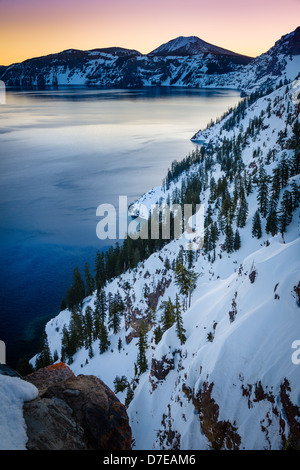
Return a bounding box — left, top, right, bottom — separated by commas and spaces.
125, 277, 172, 344
147, 278, 172, 311
23, 395, 85, 450
182, 381, 241, 450
149, 356, 175, 391
125, 308, 152, 344
23, 362, 132, 450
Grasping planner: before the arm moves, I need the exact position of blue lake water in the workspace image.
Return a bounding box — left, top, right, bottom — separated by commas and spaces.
0, 87, 240, 367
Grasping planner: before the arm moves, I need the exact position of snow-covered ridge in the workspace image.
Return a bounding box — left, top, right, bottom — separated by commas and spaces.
2, 27, 299, 91
32, 78, 300, 450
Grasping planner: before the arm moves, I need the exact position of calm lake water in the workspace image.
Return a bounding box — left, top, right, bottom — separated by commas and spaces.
0, 87, 240, 367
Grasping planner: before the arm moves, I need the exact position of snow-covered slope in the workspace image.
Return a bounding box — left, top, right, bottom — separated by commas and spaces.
32, 77, 300, 450
0, 373, 37, 450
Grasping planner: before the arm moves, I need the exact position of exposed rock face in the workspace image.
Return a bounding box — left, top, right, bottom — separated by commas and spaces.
182, 381, 241, 450
23, 363, 132, 450
147, 277, 172, 312
125, 277, 172, 344
149, 356, 175, 391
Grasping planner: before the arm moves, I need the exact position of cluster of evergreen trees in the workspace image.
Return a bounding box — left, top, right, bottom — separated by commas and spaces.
154, 294, 187, 346
255, 150, 300, 238
60, 289, 126, 364
200, 93, 299, 256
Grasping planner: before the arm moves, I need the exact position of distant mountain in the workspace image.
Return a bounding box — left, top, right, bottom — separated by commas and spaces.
148, 35, 249, 58
88, 47, 142, 58
0, 27, 299, 92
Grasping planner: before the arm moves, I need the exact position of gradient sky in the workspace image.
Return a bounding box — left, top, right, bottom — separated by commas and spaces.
0, 0, 299, 65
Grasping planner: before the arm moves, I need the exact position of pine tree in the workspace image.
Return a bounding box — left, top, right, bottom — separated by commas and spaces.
61, 325, 71, 364
99, 322, 110, 354
68, 308, 84, 354
252, 210, 262, 239
174, 294, 186, 345
204, 204, 213, 227
94, 289, 107, 323
257, 166, 269, 218
236, 197, 248, 228
225, 221, 234, 253
88, 344, 94, 359
266, 204, 278, 236
113, 375, 128, 393
125, 384, 134, 408
161, 297, 175, 332
291, 181, 300, 209
137, 321, 148, 375
60, 298, 67, 311
107, 291, 113, 318
217, 212, 226, 234
278, 154, 290, 188
92, 307, 101, 341
83, 305, 94, 347
233, 229, 241, 251
108, 299, 121, 334
84, 262, 95, 296
209, 176, 217, 203
35, 332, 53, 369
279, 190, 294, 233
174, 261, 198, 309
153, 325, 163, 344
186, 270, 198, 308
66, 267, 85, 309
270, 167, 281, 202
210, 222, 220, 250
221, 192, 234, 223
203, 226, 212, 253
186, 247, 195, 269
108, 291, 124, 334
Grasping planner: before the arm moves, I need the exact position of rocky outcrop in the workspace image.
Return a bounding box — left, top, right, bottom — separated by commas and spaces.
23, 362, 132, 450
125, 307, 153, 344
182, 381, 241, 450
147, 277, 172, 312
125, 277, 172, 344
149, 356, 175, 391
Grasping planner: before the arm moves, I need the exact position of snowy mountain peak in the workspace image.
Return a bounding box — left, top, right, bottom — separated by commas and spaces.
148, 35, 249, 57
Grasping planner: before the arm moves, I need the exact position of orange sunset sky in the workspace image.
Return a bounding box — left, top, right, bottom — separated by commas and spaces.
0, 0, 299, 66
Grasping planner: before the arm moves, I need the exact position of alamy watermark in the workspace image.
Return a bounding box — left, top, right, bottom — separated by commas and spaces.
96, 196, 204, 250
0, 81, 6, 105
291, 340, 300, 365
0, 340, 6, 364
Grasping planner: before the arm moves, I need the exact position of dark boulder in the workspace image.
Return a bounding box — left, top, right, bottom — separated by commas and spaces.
23, 362, 132, 450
